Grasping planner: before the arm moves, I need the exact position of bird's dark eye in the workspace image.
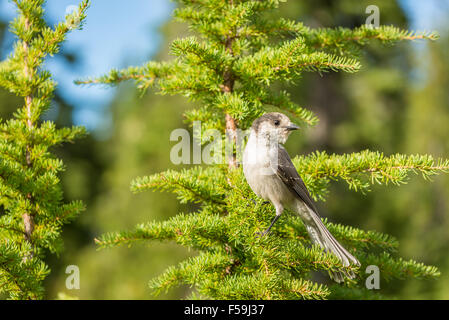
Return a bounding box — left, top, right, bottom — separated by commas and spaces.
274, 120, 280, 126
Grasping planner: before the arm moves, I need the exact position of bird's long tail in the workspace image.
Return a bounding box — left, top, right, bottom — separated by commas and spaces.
302, 206, 360, 283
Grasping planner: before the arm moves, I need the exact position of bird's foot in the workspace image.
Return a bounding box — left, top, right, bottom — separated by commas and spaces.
246, 198, 258, 207
247, 199, 270, 207
255, 215, 279, 238
255, 229, 270, 238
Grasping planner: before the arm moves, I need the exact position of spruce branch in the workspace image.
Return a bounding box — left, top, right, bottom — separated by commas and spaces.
293, 150, 449, 200
304, 25, 439, 56
0, 240, 49, 299
362, 252, 440, 281
149, 250, 234, 296
75, 61, 176, 94
131, 167, 227, 207
95, 210, 228, 250
206, 271, 330, 300
235, 38, 361, 86
258, 90, 319, 126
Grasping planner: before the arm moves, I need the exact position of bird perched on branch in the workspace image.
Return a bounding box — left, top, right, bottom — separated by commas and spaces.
242, 112, 360, 282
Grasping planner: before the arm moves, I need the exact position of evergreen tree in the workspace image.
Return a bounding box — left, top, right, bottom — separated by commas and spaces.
82, 0, 448, 299
0, 0, 89, 299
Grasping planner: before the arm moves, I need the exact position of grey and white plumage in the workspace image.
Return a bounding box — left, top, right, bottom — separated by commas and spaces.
242, 112, 360, 283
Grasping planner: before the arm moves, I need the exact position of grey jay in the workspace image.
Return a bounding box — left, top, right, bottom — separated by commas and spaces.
242, 112, 360, 282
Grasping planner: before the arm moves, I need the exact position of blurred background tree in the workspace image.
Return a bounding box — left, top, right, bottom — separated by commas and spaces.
3, 0, 442, 299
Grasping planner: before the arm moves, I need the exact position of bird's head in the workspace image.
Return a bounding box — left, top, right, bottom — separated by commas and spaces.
251, 112, 300, 144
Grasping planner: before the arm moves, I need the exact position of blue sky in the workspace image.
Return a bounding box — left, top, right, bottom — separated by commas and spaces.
0, 0, 448, 131
0, 0, 174, 130
400, 0, 449, 32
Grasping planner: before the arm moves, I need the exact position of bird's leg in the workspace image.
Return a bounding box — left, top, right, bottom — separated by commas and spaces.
256, 203, 283, 237
247, 198, 257, 207
256, 215, 280, 237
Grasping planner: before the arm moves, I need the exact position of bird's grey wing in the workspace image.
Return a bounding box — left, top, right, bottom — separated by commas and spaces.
273, 145, 319, 214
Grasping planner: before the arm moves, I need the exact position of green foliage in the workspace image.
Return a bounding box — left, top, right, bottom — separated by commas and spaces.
0, 0, 89, 299
96, 162, 441, 299
294, 150, 449, 201
87, 0, 446, 299
303, 25, 439, 56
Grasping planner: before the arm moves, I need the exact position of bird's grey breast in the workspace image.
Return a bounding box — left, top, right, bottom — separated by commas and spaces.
243, 136, 292, 203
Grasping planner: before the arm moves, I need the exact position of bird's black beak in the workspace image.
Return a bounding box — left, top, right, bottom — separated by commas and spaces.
285, 123, 300, 131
